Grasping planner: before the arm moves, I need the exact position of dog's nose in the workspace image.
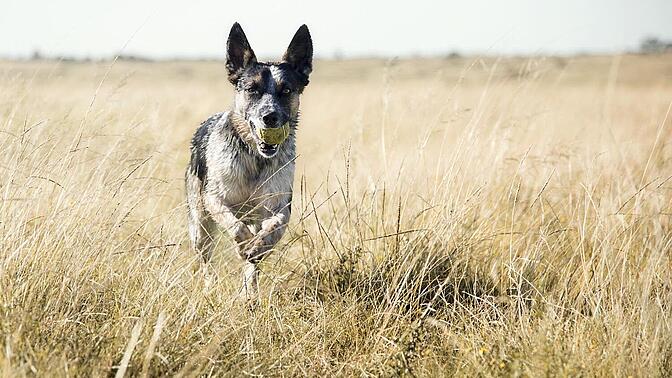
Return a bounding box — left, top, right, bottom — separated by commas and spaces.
262, 112, 279, 127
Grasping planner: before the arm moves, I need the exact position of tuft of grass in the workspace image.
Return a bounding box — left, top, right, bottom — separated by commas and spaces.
1, 54, 671, 376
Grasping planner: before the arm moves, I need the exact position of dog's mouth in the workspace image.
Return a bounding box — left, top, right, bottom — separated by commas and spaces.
248, 120, 289, 158
258, 142, 278, 157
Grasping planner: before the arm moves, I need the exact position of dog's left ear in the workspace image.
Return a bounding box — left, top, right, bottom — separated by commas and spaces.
283, 25, 313, 79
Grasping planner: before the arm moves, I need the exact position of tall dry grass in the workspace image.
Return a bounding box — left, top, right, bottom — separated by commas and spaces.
1, 54, 671, 376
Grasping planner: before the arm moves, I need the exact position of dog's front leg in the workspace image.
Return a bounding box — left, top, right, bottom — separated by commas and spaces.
238, 203, 290, 299
246, 204, 290, 262
204, 197, 254, 251
205, 198, 261, 300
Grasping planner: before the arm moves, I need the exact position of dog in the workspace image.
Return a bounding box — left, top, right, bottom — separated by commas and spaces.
185, 23, 312, 298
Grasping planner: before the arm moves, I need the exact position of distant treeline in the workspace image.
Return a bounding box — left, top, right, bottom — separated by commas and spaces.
639, 37, 672, 54
11, 37, 672, 63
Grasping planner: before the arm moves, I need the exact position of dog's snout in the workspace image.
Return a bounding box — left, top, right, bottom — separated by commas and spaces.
262, 112, 280, 127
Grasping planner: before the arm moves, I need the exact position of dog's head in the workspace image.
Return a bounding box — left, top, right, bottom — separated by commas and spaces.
226, 23, 312, 158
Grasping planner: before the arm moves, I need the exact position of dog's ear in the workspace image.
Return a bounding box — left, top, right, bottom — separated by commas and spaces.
282, 24, 313, 79
226, 22, 257, 84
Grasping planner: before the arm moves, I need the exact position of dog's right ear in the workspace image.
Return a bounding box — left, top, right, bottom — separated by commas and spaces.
226, 22, 257, 84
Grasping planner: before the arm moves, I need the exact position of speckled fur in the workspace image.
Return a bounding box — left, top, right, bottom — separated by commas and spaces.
186, 23, 312, 298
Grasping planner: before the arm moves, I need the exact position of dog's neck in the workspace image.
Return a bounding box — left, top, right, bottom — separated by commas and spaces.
229, 111, 256, 148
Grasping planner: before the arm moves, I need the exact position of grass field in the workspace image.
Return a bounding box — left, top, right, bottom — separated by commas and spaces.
1, 54, 671, 376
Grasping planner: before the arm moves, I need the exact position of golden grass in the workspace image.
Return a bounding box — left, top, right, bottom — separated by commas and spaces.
1, 54, 671, 376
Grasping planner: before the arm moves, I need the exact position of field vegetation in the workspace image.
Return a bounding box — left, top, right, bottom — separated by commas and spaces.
1, 54, 671, 376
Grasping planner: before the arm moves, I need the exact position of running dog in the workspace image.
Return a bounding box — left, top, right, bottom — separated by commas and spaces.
185, 23, 312, 298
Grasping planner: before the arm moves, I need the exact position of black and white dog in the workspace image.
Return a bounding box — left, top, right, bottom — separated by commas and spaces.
185, 23, 312, 298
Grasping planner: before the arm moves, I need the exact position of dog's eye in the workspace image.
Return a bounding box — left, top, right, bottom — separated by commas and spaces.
245, 86, 260, 95
281, 87, 292, 95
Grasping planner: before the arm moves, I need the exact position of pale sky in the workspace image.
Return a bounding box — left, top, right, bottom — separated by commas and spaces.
1, 0, 671, 59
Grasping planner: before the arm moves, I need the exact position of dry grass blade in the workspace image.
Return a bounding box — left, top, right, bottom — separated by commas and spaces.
115, 320, 143, 378
141, 312, 167, 378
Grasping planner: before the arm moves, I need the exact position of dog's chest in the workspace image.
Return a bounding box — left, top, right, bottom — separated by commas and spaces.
207, 146, 294, 206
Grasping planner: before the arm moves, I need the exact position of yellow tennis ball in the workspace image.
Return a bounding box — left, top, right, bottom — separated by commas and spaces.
257, 124, 290, 145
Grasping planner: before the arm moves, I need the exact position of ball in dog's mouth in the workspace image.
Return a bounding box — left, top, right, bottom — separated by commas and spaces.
256, 124, 290, 145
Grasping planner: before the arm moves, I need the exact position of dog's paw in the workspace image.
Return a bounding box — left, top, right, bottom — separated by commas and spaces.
231, 221, 254, 244
240, 238, 260, 260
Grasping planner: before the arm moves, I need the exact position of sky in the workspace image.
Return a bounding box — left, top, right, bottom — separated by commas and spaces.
1, 0, 671, 59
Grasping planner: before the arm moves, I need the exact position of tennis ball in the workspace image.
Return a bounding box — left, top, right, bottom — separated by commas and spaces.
257, 124, 290, 145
